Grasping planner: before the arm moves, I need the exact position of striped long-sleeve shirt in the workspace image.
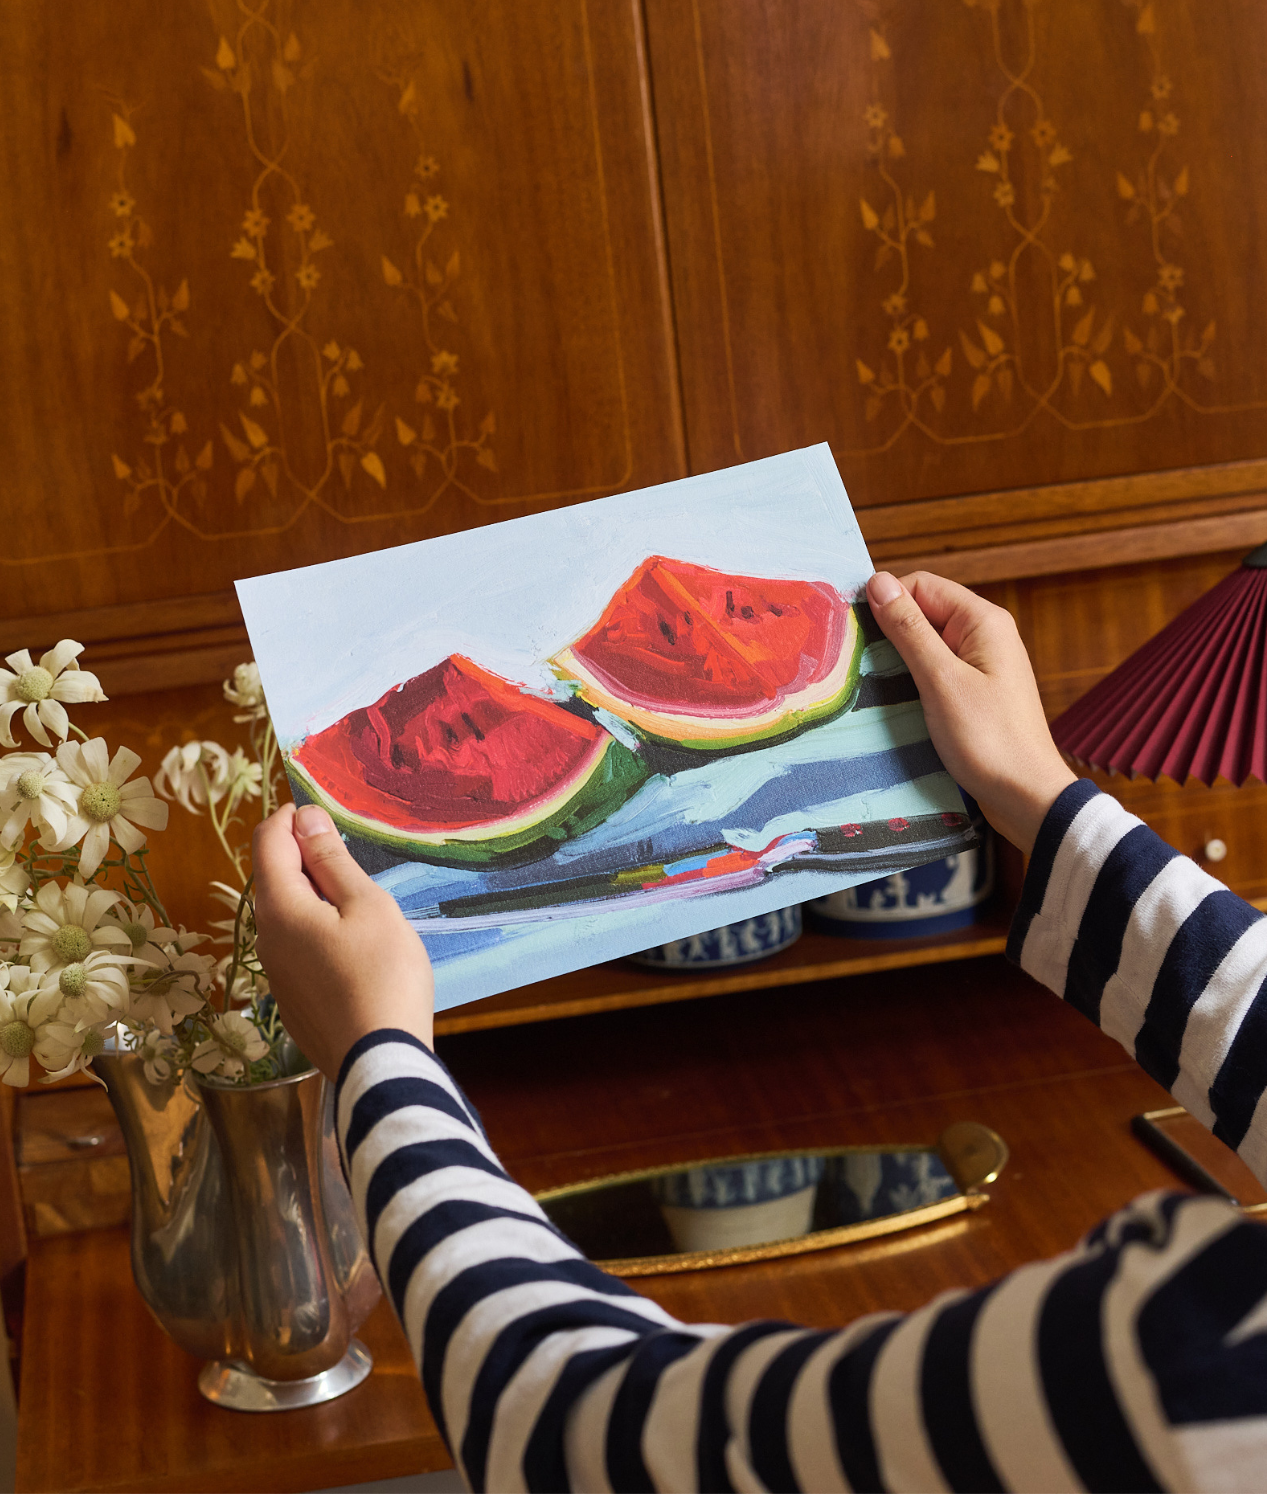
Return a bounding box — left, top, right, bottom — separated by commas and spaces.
336, 781, 1267, 1492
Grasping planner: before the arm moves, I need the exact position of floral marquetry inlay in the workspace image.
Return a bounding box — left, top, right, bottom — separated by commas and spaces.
848, 0, 1266, 457
3, 0, 678, 622
101, 2, 495, 549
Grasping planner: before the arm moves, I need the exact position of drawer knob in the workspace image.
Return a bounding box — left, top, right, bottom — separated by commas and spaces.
1204, 838, 1228, 863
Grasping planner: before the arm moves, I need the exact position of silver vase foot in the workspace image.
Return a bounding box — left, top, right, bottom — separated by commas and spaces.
198, 1338, 373, 1411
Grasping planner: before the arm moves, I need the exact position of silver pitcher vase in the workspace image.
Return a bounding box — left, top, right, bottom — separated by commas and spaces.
95, 1052, 381, 1411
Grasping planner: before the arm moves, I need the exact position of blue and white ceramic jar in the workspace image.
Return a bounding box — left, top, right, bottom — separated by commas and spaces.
821, 1150, 958, 1225
650, 1155, 825, 1253
809, 794, 994, 938
628, 904, 802, 968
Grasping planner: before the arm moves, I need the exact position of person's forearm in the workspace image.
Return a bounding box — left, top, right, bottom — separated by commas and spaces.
1009, 779, 1267, 1186
334, 1025, 1259, 1492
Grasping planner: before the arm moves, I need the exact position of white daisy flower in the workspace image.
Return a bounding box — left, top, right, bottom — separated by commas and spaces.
0, 752, 80, 850
207, 879, 247, 937
224, 748, 263, 810
0, 843, 27, 913
154, 741, 231, 814
128, 947, 215, 1036
102, 899, 180, 963
20, 882, 129, 973
50, 950, 134, 1024
219, 955, 270, 1005
190, 1010, 268, 1081
0, 641, 106, 749
55, 739, 169, 878
0, 964, 64, 1087
33, 1010, 112, 1084
224, 662, 268, 722
137, 1028, 177, 1086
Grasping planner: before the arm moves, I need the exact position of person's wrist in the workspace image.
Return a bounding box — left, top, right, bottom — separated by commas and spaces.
990, 761, 1078, 855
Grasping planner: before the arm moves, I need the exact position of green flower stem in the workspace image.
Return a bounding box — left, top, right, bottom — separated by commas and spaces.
197, 763, 248, 886
220, 876, 254, 1016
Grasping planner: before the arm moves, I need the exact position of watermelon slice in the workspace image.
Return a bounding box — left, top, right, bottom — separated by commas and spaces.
288, 655, 646, 867
550, 557, 864, 749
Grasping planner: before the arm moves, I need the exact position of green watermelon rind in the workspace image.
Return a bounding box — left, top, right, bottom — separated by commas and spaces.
286, 731, 648, 869
553, 603, 866, 752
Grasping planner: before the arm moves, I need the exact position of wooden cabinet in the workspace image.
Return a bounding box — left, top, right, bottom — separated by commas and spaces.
5, 0, 1267, 1001
645, 0, 1267, 581
2, 0, 684, 644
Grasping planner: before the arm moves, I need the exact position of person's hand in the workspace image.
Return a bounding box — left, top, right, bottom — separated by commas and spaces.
866, 570, 1077, 855
252, 803, 434, 1079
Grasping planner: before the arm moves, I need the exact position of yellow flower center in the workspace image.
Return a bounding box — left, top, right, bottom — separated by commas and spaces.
59, 963, 88, 997
219, 1025, 249, 1055
80, 1029, 105, 1059
0, 1022, 33, 1059
15, 667, 54, 704
15, 770, 45, 801
123, 922, 148, 952
53, 924, 91, 963
81, 782, 122, 823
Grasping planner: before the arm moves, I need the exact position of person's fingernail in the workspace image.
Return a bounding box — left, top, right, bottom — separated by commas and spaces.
868, 571, 903, 606
295, 805, 335, 838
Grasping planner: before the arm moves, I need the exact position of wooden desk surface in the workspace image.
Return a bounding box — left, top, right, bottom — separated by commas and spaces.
17, 956, 1208, 1492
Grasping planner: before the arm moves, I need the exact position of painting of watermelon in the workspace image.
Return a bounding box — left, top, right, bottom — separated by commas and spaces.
550, 556, 864, 750
240, 444, 975, 1012
287, 655, 646, 867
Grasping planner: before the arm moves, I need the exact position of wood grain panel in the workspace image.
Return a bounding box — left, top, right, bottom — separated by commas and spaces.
17, 1239, 442, 1492
646, 0, 1267, 541
1, 0, 684, 623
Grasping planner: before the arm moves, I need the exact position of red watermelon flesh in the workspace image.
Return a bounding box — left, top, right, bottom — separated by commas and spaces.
562, 557, 846, 716
294, 655, 608, 832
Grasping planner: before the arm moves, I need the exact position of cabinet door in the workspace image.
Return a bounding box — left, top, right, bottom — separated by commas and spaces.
1, 0, 684, 683
645, 0, 1267, 581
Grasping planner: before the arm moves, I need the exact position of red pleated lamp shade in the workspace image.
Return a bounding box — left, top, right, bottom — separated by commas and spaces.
1050, 546, 1267, 788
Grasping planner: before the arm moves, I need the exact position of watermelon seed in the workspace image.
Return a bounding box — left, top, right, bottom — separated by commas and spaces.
658, 617, 677, 646
740, 605, 755, 620
725, 590, 735, 615
461, 711, 485, 741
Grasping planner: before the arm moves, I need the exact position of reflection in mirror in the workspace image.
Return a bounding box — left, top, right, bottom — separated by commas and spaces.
535, 1122, 1008, 1275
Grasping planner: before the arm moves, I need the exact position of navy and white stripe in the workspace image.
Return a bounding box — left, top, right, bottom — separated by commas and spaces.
337, 783, 1267, 1491
1010, 781, 1267, 1182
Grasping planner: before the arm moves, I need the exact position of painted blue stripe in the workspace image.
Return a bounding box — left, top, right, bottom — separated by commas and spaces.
827, 1317, 901, 1493
1006, 780, 1100, 965
748, 1331, 832, 1493
1064, 824, 1179, 1027
1134, 890, 1262, 1090
920, 1288, 1004, 1492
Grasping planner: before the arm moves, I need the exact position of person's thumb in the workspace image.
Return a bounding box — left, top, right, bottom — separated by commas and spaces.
866, 571, 958, 692
293, 804, 375, 909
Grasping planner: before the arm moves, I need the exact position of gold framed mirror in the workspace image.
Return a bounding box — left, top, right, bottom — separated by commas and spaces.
535, 1120, 1008, 1275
